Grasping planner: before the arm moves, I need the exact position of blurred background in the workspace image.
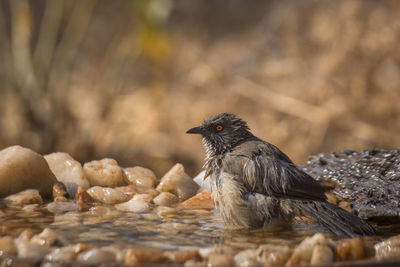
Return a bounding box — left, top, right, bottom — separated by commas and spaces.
0, 0, 399, 177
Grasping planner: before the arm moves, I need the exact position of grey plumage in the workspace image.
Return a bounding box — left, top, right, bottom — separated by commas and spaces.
186, 113, 376, 237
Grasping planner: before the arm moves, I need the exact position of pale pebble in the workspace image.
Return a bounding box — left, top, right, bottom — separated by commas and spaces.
87, 186, 131, 204
45, 246, 77, 262
45, 152, 89, 196
115, 198, 151, 213
375, 234, 400, 258
133, 193, 153, 203
31, 228, 58, 246
234, 249, 257, 267
123, 166, 157, 191
15, 239, 50, 259
4, 189, 43, 207
83, 158, 124, 187
156, 163, 199, 201
256, 244, 292, 267
180, 191, 214, 210
153, 192, 179, 207
0, 145, 57, 197
310, 245, 334, 265
77, 247, 116, 264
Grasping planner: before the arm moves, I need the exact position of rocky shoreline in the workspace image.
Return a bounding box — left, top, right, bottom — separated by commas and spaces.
0, 145, 399, 266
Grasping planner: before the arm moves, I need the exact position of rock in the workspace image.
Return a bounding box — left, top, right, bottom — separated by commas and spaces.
15, 240, 50, 260
44, 152, 89, 197
180, 191, 214, 210
77, 247, 116, 264
156, 163, 199, 201
286, 233, 336, 265
83, 158, 124, 187
89, 205, 122, 218
155, 206, 179, 216
256, 244, 292, 267
207, 253, 234, 267
47, 201, 80, 213
153, 192, 179, 207
375, 234, 400, 258
115, 185, 136, 196
124, 249, 168, 265
4, 189, 43, 207
17, 229, 35, 241
45, 246, 77, 262
164, 250, 201, 264
233, 249, 257, 267
310, 245, 334, 266
30, 228, 58, 247
133, 193, 153, 203
52, 181, 69, 199
123, 166, 157, 192
75, 186, 99, 210
337, 237, 374, 261
193, 171, 211, 192
0, 145, 57, 197
87, 186, 131, 204
0, 236, 17, 256
115, 198, 151, 213
299, 149, 400, 221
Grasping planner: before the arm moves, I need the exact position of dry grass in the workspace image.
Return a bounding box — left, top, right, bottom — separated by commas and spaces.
0, 0, 399, 176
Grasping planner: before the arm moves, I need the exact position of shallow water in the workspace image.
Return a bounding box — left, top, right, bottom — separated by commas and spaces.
1, 205, 399, 253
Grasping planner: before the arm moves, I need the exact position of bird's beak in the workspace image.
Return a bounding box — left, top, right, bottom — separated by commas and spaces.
186, 126, 204, 135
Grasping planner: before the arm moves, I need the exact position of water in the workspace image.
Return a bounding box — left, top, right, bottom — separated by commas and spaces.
1, 205, 398, 253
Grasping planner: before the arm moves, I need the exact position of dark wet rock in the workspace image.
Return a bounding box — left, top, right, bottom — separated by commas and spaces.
299, 149, 400, 221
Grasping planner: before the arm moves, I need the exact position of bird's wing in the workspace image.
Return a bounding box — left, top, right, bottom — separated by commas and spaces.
223, 140, 327, 202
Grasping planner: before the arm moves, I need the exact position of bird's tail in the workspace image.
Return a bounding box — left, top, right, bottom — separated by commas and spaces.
292, 201, 377, 237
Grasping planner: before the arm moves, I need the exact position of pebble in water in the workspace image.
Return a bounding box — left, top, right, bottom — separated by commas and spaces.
45, 246, 77, 262
156, 163, 199, 201
256, 244, 292, 267
153, 192, 179, 207
115, 198, 151, 213
124, 249, 168, 265
47, 201, 80, 213
15, 240, 50, 260
0, 145, 57, 198
45, 152, 90, 197
83, 158, 124, 187
77, 247, 116, 264
123, 166, 157, 192
4, 189, 43, 207
52, 181, 69, 199
31, 228, 58, 247
164, 250, 201, 264
336, 237, 375, 261
0, 236, 17, 256
233, 249, 257, 267
180, 191, 215, 210
375, 234, 400, 259
86, 186, 131, 204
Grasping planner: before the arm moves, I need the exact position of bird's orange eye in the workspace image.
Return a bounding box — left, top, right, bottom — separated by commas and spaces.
216, 125, 223, 131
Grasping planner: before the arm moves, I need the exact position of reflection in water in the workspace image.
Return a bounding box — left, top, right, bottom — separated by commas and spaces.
1, 206, 399, 252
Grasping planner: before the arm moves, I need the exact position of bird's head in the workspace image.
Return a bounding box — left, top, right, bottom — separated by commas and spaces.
186, 113, 252, 155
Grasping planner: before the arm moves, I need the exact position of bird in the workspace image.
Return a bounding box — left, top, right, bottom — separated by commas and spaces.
186, 113, 376, 237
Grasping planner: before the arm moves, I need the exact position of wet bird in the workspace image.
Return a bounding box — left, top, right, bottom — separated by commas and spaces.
186, 113, 376, 237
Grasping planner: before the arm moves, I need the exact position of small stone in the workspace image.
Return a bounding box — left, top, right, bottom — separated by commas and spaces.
52, 181, 69, 199
45, 152, 89, 197
286, 233, 335, 265
77, 247, 116, 264
156, 163, 199, 201
310, 245, 334, 265
45, 246, 77, 262
15, 240, 50, 259
153, 192, 179, 207
123, 166, 157, 192
47, 201, 80, 213
75, 186, 99, 210
4, 189, 43, 207
115, 185, 136, 196
22, 203, 39, 211
17, 229, 35, 241
133, 193, 153, 202
256, 244, 292, 267
155, 206, 179, 216
31, 228, 58, 246
375, 234, 400, 258
115, 198, 151, 213
83, 158, 124, 187
208, 253, 234, 267
337, 237, 374, 261
234, 249, 257, 267
0, 145, 57, 198
0, 236, 17, 256
180, 191, 214, 210
193, 171, 211, 192
87, 186, 131, 204
164, 250, 201, 264
124, 249, 168, 265
89, 206, 122, 218
144, 188, 160, 198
